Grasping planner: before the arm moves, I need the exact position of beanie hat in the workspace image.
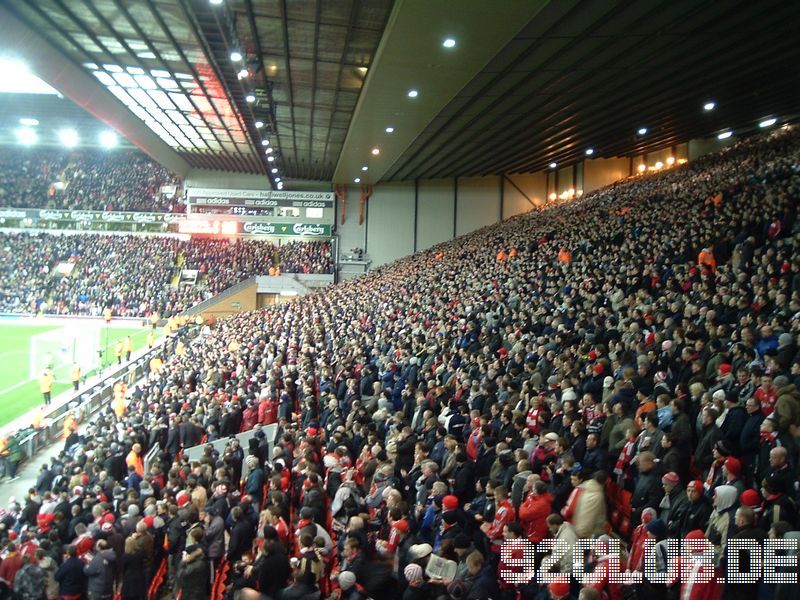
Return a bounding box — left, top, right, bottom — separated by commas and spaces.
404, 563, 424, 583
143, 516, 155, 528
646, 518, 668, 539
740, 489, 762, 510
719, 364, 732, 375
774, 375, 789, 388
724, 457, 742, 477
338, 571, 357, 590
453, 533, 471, 549
442, 495, 459, 511
661, 472, 680, 486
687, 479, 704, 491
408, 543, 433, 560
593, 364, 604, 376
549, 580, 571, 598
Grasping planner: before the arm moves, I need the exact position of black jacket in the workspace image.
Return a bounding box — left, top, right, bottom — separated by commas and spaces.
55, 556, 87, 596
631, 469, 664, 523
678, 496, 713, 538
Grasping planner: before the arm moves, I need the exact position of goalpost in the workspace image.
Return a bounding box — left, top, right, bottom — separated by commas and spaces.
29, 324, 102, 383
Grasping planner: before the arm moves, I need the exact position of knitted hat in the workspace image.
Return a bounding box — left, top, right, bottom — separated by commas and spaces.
176, 491, 191, 508
408, 543, 432, 560
724, 457, 742, 477
646, 518, 668, 539
687, 479, 703, 491
661, 472, 680, 486
338, 571, 357, 590
740, 489, 762, 510
549, 580, 571, 598
442, 495, 459, 511
718, 364, 732, 375
404, 563, 424, 583
453, 533, 471, 549
593, 364, 604, 376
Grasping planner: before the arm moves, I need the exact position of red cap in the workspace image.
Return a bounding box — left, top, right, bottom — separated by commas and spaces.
103, 513, 116, 524
687, 479, 703, 491
724, 457, 742, 477
588, 350, 598, 361
661, 472, 680, 486
81, 474, 90, 485
8, 531, 18, 540
740, 489, 761, 508
549, 581, 571, 598
442, 495, 459, 511
719, 364, 732, 375
593, 364, 604, 375
307, 427, 319, 437
392, 519, 410, 534
143, 516, 155, 529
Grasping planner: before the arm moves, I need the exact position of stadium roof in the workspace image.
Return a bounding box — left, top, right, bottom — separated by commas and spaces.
1, 0, 798, 186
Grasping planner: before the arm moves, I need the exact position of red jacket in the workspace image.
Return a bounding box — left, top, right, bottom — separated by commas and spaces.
518, 492, 553, 542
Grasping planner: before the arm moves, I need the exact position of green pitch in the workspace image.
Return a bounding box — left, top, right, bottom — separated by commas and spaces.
0, 324, 154, 427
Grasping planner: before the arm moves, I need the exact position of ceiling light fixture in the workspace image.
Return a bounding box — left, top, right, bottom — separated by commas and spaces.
585, 148, 594, 156
238, 68, 249, 79
277, 182, 283, 189
267, 155, 275, 162
58, 128, 79, 148
261, 139, 270, 146
354, 177, 361, 183
361, 166, 368, 171
407, 89, 418, 98
99, 130, 118, 149
371, 147, 380, 155
254, 121, 264, 128
274, 177, 281, 182
759, 117, 777, 128
385, 126, 394, 133
19, 118, 39, 126
271, 168, 278, 174
703, 101, 716, 111
666, 156, 675, 165
230, 51, 243, 62
638, 127, 647, 135
209, 0, 223, 5
443, 38, 456, 48
637, 163, 646, 173
549, 162, 557, 169
265, 147, 273, 154
717, 130, 732, 139
15, 127, 37, 146
245, 93, 255, 103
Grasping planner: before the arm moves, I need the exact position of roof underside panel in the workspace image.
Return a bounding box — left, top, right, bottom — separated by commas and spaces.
382, 0, 800, 181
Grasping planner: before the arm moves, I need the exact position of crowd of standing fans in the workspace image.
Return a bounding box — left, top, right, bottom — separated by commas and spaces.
0, 234, 334, 316
1, 128, 800, 600
0, 149, 183, 213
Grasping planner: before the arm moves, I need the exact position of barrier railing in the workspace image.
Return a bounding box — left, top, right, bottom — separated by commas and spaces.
180, 276, 257, 316
16, 328, 198, 463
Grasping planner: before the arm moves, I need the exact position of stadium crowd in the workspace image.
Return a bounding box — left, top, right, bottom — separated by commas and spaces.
0, 149, 182, 213
0, 235, 334, 317
1, 128, 800, 600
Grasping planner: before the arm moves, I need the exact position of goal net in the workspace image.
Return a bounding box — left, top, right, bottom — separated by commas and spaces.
29, 325, 101, 383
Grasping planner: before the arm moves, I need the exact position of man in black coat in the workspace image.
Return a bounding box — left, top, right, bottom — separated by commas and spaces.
581, 432, 607, 474
723, 506, 767, 600
227, 506, 255, 563
678, 479, 713, 537
631, 452, 664, 525
718, 392, 747, 455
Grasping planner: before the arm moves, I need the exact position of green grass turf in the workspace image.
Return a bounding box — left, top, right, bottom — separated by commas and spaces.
0, 324, 155, 427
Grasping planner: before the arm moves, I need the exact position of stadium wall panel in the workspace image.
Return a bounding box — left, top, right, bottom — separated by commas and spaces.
455, 176, 502, 237
184, 169, 276, 190
366, 182, 415, 267
583, 157, 631, 194
416, 178, 456, 251
503, 173, 547, 217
